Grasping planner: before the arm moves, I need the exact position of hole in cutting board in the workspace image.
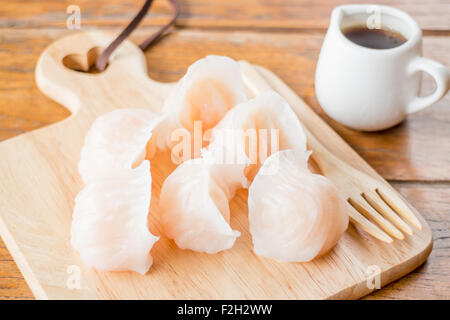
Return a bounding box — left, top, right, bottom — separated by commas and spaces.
62, 46, 107, 74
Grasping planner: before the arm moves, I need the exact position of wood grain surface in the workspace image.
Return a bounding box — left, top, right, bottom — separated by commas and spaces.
1, 0, 449, 30
0, 0, 449, 299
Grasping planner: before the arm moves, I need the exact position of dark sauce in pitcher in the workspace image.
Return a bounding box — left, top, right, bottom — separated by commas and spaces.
343, 26, 407, 49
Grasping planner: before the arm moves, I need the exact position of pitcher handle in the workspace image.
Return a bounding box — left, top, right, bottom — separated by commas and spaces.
406, 56, 450, 114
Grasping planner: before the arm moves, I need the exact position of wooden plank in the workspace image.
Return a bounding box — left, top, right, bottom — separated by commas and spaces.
1, 0, 449, 31
0, 242, 33, 300
1, 182, 448, 300
0, 28, 449, 181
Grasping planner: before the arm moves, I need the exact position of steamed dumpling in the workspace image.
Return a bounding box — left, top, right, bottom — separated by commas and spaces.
73, 109, 164, 274
209, 90, 307, 180
71, 161, 158, 274
160, 158, 242, 253
156, 55, 247, 151
249, 149, 349, 262
78, 109, 166, 183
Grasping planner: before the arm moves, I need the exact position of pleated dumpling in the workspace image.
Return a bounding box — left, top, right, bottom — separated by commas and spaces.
73, 109, 164, 274
209, 90, 307, 180
71, 161, 158, 274
78, 109, 166, 183
248, 149, 349, 262
160, 158, 241, 254
156, 55, 247, 150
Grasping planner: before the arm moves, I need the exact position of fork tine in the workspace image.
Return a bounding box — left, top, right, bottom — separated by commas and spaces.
346, 204, 393, 243
376, 188, 422, 230
362, 192, 413, 236
348, 197, 404, 240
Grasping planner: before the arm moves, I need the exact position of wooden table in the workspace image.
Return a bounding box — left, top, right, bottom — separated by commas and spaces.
0, 0, 449, 300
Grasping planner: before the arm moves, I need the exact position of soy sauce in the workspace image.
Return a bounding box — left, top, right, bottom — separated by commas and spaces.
343, 26, 407, 49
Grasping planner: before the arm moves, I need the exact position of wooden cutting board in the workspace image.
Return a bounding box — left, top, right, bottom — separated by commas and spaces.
0, 31, 432, 299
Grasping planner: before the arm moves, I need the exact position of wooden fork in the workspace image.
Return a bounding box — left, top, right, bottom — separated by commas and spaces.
239, 61, 422, 243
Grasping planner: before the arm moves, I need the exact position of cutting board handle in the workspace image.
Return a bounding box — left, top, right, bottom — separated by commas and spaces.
35, 31, 171, 119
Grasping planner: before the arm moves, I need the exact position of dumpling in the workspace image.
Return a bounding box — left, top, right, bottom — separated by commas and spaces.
78, 109, 166, 183
209, 90, 307, 180
71, 161, 158, 274
248, 149, 349, 262
160, 158, 242, 253
156, 55, 247, 151
73, 109, 164, 274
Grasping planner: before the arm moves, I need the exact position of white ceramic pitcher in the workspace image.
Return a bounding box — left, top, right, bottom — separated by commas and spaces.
315, 4, 450, 131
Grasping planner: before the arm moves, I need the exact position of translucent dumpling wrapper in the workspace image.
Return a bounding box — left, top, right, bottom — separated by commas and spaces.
156, 55, 247, 151
78, 109, 166, 183
160, 158, 242, 254
159, 90, 307, 253
208, 90, 307, 180
73, 109, 164, 274
71, 161, 158, 274
248, 149, 349, 262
